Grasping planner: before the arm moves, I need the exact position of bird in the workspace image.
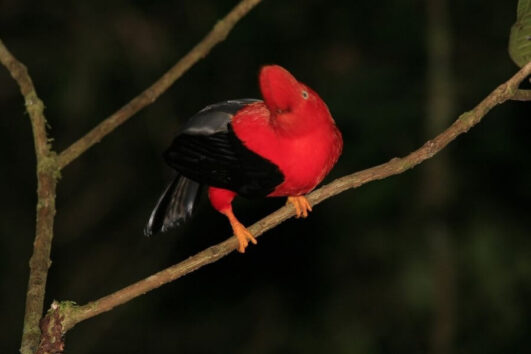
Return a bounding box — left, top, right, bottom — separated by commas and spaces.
145, 65, 343, 253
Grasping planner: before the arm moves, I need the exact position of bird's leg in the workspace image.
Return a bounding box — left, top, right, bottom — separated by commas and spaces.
208, 186, 256, 253
221, 208, 257, 253
286, 195, 313, 218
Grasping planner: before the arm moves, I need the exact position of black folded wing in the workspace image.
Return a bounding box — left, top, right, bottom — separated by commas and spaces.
164, 99, 284, 198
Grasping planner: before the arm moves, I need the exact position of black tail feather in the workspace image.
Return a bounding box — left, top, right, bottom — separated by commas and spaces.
144, 174, 201, 236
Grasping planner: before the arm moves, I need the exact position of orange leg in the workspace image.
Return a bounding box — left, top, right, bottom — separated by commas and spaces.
286, 195, 313, 218
221, 208, 257, 253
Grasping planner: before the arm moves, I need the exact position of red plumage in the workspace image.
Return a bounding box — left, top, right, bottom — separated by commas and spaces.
146, 65, 342, 252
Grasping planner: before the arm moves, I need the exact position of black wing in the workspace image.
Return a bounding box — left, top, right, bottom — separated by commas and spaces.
164, 99, 284, 198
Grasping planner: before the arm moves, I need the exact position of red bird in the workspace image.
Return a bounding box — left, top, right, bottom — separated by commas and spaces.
145, 65, 342, 252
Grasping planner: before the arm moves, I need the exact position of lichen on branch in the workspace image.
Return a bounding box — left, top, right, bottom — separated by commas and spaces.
0, 39, 59, 354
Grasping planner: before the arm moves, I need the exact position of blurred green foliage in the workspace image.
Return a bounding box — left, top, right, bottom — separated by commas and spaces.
1, 0, 530, 353
509, 0, 531, 67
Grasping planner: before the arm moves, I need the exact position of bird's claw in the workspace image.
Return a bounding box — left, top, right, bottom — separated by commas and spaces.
232, 221, 257, 253
287, 196, 313, 218
222, 208, 257, 253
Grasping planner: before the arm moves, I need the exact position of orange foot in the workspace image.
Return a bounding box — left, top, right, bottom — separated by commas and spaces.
287, 196, 313, 218
221, 209, 257, 253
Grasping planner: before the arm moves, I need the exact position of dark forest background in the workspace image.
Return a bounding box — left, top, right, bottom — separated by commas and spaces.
1, 0, 531, 353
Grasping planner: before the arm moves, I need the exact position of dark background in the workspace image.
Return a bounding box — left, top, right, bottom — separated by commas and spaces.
1, 0, 530, 353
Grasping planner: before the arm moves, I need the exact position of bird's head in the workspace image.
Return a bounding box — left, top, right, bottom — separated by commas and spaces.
259, 65, 333, 135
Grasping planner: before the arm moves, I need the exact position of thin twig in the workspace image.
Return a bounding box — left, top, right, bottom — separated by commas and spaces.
0, 40, 50, 157
46, 61, 531, 336
56, 0, 263, 170
512, 89, 531, 101
0, 39, 59, 354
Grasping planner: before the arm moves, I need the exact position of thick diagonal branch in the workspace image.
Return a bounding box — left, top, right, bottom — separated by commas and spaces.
51, 61, 531, 335
0, 40, 59, 354
57, 0, 263, 169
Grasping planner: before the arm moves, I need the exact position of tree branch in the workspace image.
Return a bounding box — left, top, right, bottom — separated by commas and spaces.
56, 0, 263, 170
0, 39, 59, 354
0, 40, 50, 158
43, 61, 531, 338
512, 89, 531, 101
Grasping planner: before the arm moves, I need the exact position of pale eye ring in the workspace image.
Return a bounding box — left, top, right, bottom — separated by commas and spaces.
301, 90, 309, 99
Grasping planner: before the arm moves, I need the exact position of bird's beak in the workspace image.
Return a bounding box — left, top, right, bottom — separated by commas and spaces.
259, 65, 300, 114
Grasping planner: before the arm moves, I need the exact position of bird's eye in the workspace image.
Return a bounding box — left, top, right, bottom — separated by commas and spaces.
301, 90, 309, 99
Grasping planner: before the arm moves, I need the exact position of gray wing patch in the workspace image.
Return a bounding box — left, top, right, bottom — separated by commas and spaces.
181, 99, 261, 135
